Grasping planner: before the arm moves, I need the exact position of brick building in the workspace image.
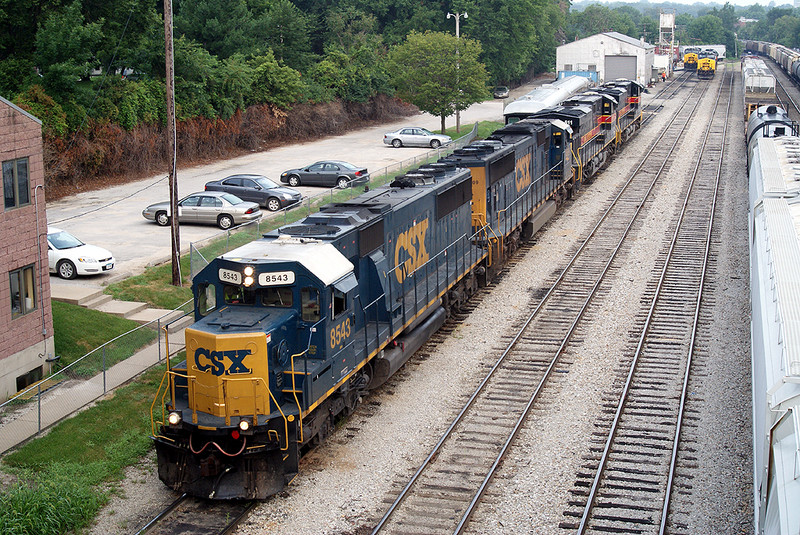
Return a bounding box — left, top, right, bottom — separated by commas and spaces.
0, 95, 54, 400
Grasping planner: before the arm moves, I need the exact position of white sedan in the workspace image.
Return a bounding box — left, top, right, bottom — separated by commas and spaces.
383, 127, 452, 148
47, 227, 115, 279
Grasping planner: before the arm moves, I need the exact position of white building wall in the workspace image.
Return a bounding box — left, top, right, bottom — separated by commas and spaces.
557, 33, 654, 86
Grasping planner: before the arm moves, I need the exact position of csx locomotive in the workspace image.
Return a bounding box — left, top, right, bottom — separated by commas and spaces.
151, 79, 643, 500
683, 47, 701, 71
697, 49, 717, 79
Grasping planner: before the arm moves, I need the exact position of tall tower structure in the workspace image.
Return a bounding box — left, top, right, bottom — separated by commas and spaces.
658, 9, 677, 74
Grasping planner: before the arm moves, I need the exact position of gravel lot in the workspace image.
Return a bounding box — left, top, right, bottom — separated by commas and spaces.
88, 70, 753, 534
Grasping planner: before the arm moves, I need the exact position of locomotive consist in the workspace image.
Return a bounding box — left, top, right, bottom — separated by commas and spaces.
150, 80, 643, 500
747, 105, 800, 535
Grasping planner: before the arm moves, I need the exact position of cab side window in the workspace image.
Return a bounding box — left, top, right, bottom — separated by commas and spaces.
301, 288, 320, 322
332, 288, 346, 319
197, 283, 217, 316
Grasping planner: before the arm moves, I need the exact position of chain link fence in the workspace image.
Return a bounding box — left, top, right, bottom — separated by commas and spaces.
0, 301, 193, 454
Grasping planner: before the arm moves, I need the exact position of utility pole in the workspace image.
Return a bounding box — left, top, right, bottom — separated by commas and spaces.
164, 0, 181, 286
447, 11, 467, 133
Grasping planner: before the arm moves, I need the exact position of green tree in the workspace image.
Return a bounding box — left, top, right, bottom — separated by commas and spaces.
34, 0, 104, 97
175, 0, 258, 59
687, 15, 725, 45
460, 0, 541, 84
249, 50, 303, 109
387, 31, 488, 133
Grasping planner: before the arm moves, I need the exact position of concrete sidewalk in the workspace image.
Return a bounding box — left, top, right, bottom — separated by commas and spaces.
0, 325, 186, 454
49, 283, 188, 326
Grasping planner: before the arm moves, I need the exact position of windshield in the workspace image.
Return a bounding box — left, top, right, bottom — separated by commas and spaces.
254, 177, 278, 189
48, 230, 83, 250
221, 193, 245, 205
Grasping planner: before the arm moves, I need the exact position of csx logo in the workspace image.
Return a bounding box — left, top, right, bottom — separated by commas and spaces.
515, 153, 532, 192
194, 347, 252, 376
394, 219, 430, 283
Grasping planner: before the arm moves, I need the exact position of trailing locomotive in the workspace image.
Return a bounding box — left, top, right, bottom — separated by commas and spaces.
747, 105, 800, 535
150, 80, 644, 501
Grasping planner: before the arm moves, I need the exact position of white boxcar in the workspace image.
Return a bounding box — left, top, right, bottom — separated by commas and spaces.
749, 134, 800, 535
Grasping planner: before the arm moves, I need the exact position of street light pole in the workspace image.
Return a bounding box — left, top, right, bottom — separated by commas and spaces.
447, 11, 467, 133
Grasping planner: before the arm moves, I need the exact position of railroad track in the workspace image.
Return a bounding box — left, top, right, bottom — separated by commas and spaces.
133, 493, 256, 535
562, 66, 733, 534
369, 74, 711, 535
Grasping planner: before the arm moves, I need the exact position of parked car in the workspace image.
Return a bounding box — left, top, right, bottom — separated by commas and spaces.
493, 85, 510, 99
142, 191, 262, 229
279, 160, 370, 188
47, 227, 115, 279
204, 174, 301, 212
383, 127, 452, 148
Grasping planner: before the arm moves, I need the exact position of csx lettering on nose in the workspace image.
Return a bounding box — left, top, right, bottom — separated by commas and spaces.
195, 348, 252, 376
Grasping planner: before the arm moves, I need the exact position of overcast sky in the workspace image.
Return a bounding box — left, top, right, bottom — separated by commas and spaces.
582, 0, 795, 8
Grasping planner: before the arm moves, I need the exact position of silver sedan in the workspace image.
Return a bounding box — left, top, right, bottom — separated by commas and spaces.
383, 127, 452, 148
142, 191, 262, 230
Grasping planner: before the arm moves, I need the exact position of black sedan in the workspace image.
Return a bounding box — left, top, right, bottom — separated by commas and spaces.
279, 160, 370, 188
204, 174, 302, 211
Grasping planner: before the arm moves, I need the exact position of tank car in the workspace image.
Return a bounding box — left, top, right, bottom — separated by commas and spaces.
503, 75, 591, 124
746, 105, 798, 159
748, 132, 800, 535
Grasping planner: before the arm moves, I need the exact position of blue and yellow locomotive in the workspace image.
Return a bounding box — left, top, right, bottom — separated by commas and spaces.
151, 81, 643, 500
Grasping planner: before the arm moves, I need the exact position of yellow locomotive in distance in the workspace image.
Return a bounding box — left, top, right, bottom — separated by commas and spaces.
683, 47, 700, 71
697, 49, 717, 79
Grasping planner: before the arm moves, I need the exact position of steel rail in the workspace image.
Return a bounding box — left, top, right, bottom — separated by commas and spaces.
454, 74, 709, 535
134, 493, 188, 535
575, 67, 732, 534
658, 64, 733, 535
372, 76, 707, 535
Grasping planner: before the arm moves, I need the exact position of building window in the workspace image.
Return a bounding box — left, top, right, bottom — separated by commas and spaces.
10, 264, 36, 318
3, 157, 30, 210
588, 64, 597, 71
563, 64, 573, 71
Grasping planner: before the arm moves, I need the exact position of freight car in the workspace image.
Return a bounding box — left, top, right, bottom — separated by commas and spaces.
743, 56, 778, 120
747, 106, 800, 535
150, 81, 644, 501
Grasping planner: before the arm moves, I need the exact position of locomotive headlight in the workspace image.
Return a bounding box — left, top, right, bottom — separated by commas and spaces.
243, 266, 254, 277
238, 418, 251, 432
167, 411, 182, 426
244, 276, 255, 287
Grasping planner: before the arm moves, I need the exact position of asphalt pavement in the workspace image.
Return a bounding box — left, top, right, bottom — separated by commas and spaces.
46, 85, 544, 289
